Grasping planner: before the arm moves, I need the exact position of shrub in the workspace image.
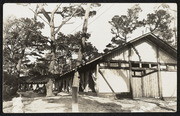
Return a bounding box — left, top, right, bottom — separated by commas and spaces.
3, 72, 19, 101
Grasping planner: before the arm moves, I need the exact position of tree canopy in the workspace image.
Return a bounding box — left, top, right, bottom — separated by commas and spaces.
104, 4, 176, 53
3, 17, 46, 76
104, 4, 143, 52
145, 9, 175, 47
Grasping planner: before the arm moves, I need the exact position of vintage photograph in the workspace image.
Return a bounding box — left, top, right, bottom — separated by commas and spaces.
3, 3, 177, 113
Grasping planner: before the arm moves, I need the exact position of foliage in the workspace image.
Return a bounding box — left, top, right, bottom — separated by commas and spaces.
29, 4, 100, 75
145, 9, 175, 47
3, 71, 19, 101
105, 4, 143, 52
31, 4, 101, 75
57, 32, 100, 60
60, 4, 97, 18
3, 17, 46, 76
109, 4, 142, 43
104, 4, 177, 52
33, 31, 100, 75
28, 62, 50, 76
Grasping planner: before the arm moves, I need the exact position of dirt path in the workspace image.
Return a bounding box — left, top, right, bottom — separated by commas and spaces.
3, 94, 177, 113
23, 95, 127, 113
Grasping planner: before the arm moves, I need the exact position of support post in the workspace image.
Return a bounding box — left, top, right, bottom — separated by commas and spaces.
95, 64, 99, 95
72, 70, 80, 112
157, 47, 163, 99
141, 74, 144, 97
84, 71, 89, 92
72, 3, 91, 112
128, 46, 133, 99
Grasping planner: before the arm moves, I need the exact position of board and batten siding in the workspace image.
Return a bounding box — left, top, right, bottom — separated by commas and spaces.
97, 69, 130, 93
142, 72, 159, 97
131, 77, 142, 98
132, 72, 159, 98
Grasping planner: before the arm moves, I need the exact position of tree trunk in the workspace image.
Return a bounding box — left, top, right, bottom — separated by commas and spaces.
16, 48, 25, 77
72, 3, 91, 112
46, 11, 56, 97
16, 59, 22, 77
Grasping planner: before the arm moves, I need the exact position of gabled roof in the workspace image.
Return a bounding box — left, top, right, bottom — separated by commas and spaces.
103, 32, 177, 59
56, 32, 177, 79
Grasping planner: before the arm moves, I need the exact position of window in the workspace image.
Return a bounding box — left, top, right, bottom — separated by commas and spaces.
109, 62, 119, 67
135, 71, 142, 76
121, 62, 129, 67
167, 65, 175, 71
132, 70, 143, 77
160, 65, 167, 70
174, 65, 177, 70
151, 64, 158, 68
131, 63, 139, 67
99, 62, 108, 67
142, 63, 149, 68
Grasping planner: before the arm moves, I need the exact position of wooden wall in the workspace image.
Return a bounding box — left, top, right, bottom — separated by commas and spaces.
54, 37, 177, 98
131, 77, 142, 98
142, 72, 159, 97
132, 72, 159, 98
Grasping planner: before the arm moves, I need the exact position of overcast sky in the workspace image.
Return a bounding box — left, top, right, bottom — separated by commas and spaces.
3, 3, 177, 53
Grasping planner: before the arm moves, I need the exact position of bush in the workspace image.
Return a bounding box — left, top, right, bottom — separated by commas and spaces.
3, 72, 19, 101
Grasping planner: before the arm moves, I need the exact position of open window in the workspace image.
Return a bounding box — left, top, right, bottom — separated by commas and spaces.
132, 70, 144, 77
160, 65, 167, 70
142, 63, 149, 68
131, 62, 139, 68
109, 62, 119, 67
167, 65, 176, 71
99, 62, 108, 67
120, 62, 129, 68
151, 64, 158, 68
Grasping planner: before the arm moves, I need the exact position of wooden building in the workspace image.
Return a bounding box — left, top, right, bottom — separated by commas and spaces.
55, 33, 177, 98
18, 75, 51, 91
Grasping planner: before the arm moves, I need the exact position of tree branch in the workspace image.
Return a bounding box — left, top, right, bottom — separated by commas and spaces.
52, 4, 62, 15
54, 4, 82, 34
26, 28, 50, 42
38, 4, 51, 23
49, 4, 62, 38
29, 7, 51, 26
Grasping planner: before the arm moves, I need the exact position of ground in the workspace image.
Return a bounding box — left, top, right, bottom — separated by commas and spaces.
3, 92, 177, 113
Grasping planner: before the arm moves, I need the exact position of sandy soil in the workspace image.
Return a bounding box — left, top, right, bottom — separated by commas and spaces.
3, 92, 177, 113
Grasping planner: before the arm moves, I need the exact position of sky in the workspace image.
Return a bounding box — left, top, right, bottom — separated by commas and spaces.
3, 3, 177, 54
